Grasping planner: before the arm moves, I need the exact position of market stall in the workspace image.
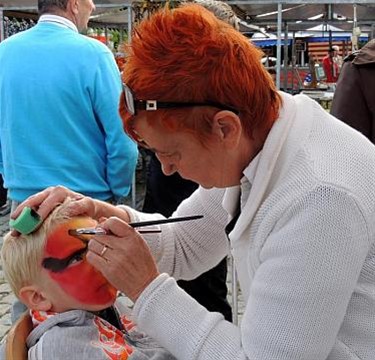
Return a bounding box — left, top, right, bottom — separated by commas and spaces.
1, 0, 375, 92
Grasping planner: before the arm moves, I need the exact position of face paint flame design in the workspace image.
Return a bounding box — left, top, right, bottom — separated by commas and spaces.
44, 219, 117, 306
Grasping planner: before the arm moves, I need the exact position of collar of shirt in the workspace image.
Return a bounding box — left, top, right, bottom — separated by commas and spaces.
38, 14, 78, 33
240, 151, 261, 209
221, 151, 262, 218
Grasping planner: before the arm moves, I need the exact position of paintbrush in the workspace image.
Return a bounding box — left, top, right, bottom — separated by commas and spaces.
68, 214, 203, 236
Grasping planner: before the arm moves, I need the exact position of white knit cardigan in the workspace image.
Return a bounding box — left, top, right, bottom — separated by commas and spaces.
122, 92, 375, 359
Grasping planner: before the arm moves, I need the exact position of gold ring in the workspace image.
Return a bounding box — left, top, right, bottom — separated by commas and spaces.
100, 245, 108, 257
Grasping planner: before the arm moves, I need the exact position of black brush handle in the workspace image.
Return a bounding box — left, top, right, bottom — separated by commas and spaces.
129, 215, 203, 228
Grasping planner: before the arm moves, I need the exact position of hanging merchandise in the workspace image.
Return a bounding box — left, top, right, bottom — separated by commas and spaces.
132, 0, 180, 25
87, 28, 107, 44
4, 17, 36, 38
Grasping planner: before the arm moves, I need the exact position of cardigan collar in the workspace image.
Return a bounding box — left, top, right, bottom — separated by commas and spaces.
224, 91, 314, 242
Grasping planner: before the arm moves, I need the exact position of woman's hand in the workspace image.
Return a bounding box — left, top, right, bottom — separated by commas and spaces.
11, 186, 132, 236
10, 186, 99, 235
87, 216, 160, 303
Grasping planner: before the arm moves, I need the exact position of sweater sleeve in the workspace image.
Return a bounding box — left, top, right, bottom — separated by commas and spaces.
241, 186, 370, 359
132, 186, 371, 359
121, 187, 229, 280
91, 44, 138, 200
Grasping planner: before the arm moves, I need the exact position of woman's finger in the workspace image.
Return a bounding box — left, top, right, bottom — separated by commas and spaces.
86, 248, 109, 269
10, 186, 84, 236
36, 186, 83, 220
86, 223, 159, 302
87, 238, 113, 256
100, 216, 133, 237
10, 187, 52, 219
11, 186, 82, 221
98, 216, 108, 224
63, 197, 95, 218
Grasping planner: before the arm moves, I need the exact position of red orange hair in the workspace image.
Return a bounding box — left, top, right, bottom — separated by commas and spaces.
120, 4, 281, 142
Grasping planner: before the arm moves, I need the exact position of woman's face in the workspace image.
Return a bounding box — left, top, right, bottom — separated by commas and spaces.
133, 115, 246, 188
40, 218, 117, 312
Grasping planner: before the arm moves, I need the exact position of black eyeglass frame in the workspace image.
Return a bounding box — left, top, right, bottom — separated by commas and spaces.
122, 83, 239, 116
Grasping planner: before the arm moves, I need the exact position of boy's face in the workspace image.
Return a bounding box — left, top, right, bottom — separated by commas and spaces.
39, 217, 117, 312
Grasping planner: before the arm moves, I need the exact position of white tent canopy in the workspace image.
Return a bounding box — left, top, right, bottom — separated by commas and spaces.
2, 0, 375, 89
2, 1, 375, 30
0, 0, 131, 8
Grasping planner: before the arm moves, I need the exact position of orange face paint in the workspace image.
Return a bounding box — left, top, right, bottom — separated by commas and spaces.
44, 218, 117, 306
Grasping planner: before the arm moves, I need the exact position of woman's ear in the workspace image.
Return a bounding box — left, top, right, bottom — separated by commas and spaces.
211, 110, 242, 148
19, 286, 52, 312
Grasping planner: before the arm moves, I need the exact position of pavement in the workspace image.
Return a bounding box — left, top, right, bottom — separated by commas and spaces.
0, 211, 16, 344
0, 185, 244, 343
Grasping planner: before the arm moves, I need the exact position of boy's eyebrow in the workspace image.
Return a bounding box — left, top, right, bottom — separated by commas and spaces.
42, 246, 87, 273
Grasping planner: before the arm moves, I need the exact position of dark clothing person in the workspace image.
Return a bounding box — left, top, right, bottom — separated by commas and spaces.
331, 39, 375, 143
143, 153, 198, 216
143, 152, 232, 322
0, 175, 7, 207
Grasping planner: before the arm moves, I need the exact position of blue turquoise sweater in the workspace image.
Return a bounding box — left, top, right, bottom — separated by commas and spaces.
0, 21, 138, 201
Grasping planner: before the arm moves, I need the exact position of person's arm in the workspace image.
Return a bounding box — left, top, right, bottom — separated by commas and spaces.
91, 45, 138, 200
86, 186, 229, 302
86, 186, 229, 298
331, 61, 371, 137
10, 186, 131, 231
130, 187, 370, 359
118, 186, 229, 279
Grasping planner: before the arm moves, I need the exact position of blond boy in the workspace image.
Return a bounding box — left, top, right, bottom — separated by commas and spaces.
1, 198, 175, 360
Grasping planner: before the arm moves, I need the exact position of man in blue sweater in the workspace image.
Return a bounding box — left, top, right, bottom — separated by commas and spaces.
0, 0, 138, 213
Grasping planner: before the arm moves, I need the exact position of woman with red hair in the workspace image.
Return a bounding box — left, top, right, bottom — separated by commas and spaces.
13, 4, 375, 359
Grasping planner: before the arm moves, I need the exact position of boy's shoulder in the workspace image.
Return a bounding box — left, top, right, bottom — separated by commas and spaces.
26, 308, 177, 360
27, 310, 103, 358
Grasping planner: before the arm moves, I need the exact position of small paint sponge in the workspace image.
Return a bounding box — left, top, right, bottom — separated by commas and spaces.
9, 207, 42, 235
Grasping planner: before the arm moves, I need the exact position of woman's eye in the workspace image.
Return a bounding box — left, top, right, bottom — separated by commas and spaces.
158, 152, 175, 159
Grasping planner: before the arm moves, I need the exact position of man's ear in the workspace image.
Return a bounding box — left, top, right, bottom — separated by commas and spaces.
67, 0, 79, 15
211, 110, 242, 148
18, 286, 52, 312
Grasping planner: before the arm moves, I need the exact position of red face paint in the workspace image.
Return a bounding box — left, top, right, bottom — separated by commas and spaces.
44, 219, 117, 305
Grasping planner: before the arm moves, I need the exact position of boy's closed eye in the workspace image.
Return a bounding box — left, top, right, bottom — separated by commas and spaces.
42, 246, 87, 273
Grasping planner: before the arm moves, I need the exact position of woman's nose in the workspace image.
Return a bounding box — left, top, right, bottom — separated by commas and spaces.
160, 161, 177, 176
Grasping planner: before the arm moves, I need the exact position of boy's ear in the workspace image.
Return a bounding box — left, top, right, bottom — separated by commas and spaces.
18, 286, 52, 312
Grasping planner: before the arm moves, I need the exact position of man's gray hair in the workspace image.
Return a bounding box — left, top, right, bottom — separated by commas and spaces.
192, 0, 240, 30
38, 0, 70, 15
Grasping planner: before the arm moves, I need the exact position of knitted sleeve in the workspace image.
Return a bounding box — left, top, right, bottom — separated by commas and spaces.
121, 187, 229, 280
240, 185, 370, 359
133, 185, 371, 359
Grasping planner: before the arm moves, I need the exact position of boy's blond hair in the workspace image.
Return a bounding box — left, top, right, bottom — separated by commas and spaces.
1, 198, 74, 297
